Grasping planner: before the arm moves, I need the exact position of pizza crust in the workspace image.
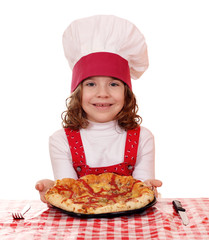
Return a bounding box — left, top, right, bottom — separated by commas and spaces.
45, 173, 155, 214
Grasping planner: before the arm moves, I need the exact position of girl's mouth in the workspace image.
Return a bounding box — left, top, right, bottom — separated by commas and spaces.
93, 103, 113, 107
92, 103, 113, 110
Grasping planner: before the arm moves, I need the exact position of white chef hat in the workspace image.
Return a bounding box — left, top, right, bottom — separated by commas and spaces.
62, 15, 149, 92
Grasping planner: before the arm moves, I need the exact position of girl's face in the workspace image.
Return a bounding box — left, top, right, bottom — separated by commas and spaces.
82, 76, 125, 123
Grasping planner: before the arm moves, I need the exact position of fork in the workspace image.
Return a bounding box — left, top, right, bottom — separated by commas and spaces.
12, 204, 31, 220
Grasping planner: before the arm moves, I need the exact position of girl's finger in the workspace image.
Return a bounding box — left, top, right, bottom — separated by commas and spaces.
150, 179, 162, 187
35, 182, 44, 191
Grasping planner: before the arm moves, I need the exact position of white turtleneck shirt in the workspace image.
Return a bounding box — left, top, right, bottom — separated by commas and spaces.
49, 121, 155, 181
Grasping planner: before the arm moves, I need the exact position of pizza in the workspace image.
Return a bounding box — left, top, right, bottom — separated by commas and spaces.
45, 173, 155, 214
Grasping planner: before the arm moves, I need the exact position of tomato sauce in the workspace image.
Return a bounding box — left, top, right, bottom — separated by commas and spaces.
55, 175, 143, 208
74, 175, 142, 206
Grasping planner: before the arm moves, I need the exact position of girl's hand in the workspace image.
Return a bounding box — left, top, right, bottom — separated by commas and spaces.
35, 179, 55, 204
144, 179, 162, 198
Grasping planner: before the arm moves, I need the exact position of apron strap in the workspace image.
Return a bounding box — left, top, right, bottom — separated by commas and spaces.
64, 128, 87, 168
124, 126, 141, 171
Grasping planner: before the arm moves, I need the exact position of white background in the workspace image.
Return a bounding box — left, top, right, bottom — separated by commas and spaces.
0, 0, 208, 200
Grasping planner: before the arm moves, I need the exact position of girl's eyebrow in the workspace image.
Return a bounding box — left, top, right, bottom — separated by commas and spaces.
85, 77, 96, 80
83, 78, 93, 82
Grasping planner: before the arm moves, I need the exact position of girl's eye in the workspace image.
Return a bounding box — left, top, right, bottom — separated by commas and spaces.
86, 82, 95, 87
110, 82, 120, 87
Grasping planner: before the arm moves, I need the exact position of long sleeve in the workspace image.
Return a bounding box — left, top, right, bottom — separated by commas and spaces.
49, 129, 78, 180
132, 127, 155, 181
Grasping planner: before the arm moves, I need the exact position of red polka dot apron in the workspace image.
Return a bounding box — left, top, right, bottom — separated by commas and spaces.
64, 127, 140, 178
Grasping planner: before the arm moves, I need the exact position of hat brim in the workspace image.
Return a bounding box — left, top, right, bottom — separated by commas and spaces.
71, 52, 131, 92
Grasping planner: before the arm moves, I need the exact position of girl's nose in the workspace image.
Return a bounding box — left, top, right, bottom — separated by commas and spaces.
96, 85, 110, 98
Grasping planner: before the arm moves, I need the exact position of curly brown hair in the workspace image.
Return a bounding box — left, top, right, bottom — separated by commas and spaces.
61, 83, 142, 130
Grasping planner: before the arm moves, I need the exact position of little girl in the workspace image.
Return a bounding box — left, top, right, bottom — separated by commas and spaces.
36, 15, 162, 203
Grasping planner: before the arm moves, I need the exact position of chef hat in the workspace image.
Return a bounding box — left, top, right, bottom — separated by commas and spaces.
62, 15, 149, 92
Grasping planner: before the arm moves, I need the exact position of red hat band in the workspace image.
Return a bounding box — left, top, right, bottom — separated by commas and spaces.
71, 52, 131, 92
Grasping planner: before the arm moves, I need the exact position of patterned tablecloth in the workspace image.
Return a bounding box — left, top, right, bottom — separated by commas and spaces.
0, 198, 209, 239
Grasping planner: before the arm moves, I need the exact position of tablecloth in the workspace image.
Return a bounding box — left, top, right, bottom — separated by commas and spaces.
0, 198, 209, 239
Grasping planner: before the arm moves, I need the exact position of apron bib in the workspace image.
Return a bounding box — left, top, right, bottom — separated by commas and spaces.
64, 127, 140, 178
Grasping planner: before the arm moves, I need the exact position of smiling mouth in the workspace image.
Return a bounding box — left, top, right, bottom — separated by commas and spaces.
93, 103, 113, 107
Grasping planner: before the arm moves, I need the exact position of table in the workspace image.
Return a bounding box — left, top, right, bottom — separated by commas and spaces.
0, 198, 209, 239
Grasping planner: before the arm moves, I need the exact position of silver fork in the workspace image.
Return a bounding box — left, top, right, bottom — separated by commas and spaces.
12, 204, 31, 220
